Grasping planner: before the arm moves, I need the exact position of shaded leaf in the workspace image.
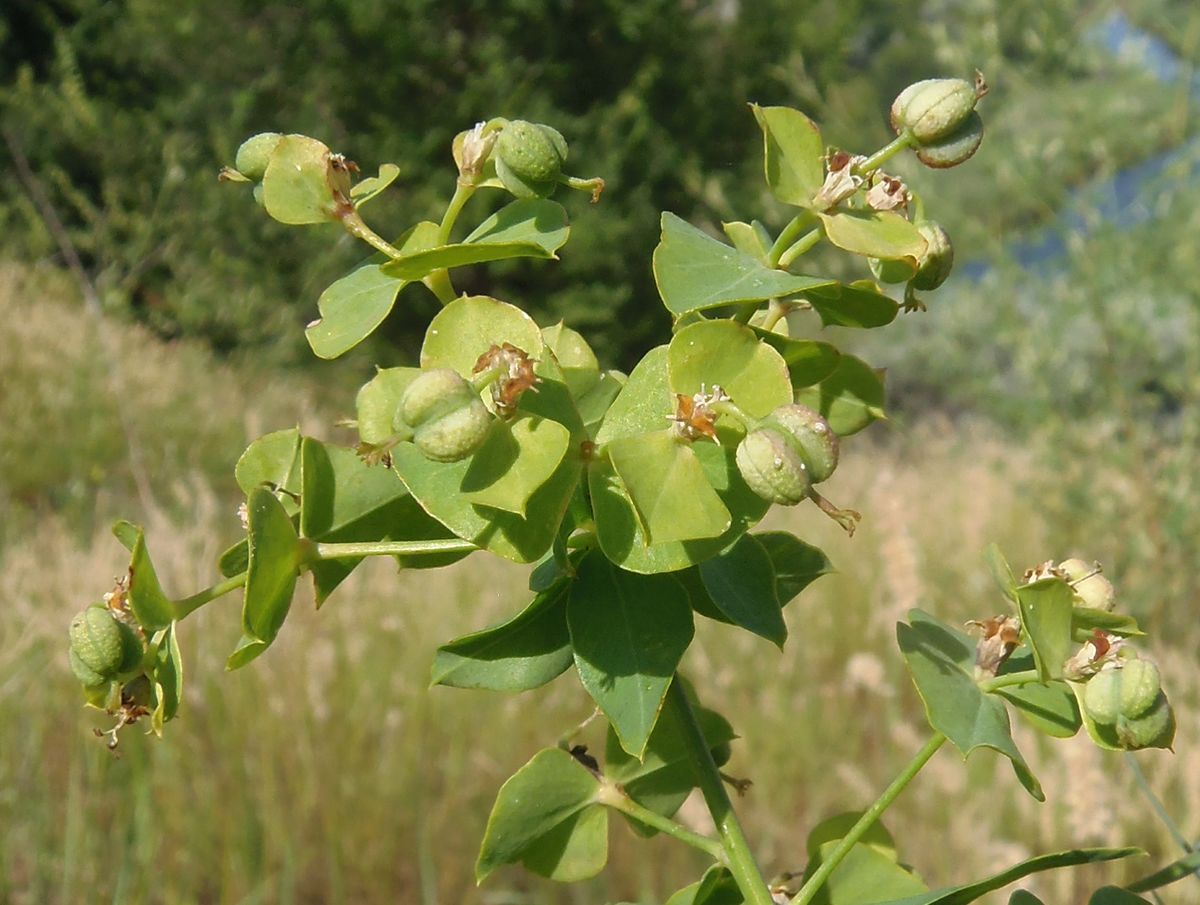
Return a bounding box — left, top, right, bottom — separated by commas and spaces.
234, 427, 302, 510
722, 220, 771, 261
802, 838, 927, 904
543, 321, 601, 399
794, 354, 886, 436
984, 544, 1019, 604
349, 162, 400, 207
230, 487, 300, 669
461, 415, 572, 517
1090, 889, 1151, 905
756, 531, 833, 605
260, 134, 336, 224
802, 281, 900, 329
749, 330, 841, 389
149, 623, 183, 735
698, 534, 785, 646
127, 528, 174, 632
995, 652, 1080, 738
665, 865, 743, 905
1015, 577, 1075, 681
751, 104, 825, 207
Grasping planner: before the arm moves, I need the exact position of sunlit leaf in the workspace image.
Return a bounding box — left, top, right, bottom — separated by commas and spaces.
1015, 577, 1075, 681
230, 486, 300, 669
819, 210, 927, 261
668, 319, 793, 419
751, 104, 825, 208
350, 162, 400, 207
794, 355, 886, 436
802, 280, 899, 329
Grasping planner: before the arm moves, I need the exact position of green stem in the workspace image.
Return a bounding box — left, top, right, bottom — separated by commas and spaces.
1125, 752, 1196, 857
340, 210, 405, 259
437, 182, 475, 245
595, 781, 726, 862
666, 679, 775, 905
978, 669, 1043, 693
757, 299, 791, 334
173, 571, 247, 621
767, 213, 813, 268
307, 538, 478, 561
855, 132, 913, 175
776, 228, 823, 270
790, 732, 946, 905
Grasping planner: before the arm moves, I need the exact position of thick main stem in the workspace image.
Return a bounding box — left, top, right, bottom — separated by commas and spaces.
667, 679, 775, 905
790, 732, 946, 905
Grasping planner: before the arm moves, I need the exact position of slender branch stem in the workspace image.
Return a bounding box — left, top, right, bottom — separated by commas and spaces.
979, 669, 1044, 693
595, 782, 726, 861
437, 182, 475, 245
757, 299, 791, 334
666, 679, 775, 905
855, 132, 913, 175
1125, 752, 1196, 857
340, 210, 405, 259
790, 732, 946, 905
173, 571, 247, 621
307, 538, 478, 561
768, 213, 813, 268
776, 228, 824, 270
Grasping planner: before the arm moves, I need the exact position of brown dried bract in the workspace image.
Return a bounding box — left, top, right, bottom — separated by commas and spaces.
968, 614, 1021, 677
474, 343, 540, 418
669, 393, 719, 442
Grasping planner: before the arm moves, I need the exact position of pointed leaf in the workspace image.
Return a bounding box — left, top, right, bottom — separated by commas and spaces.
431, 584, 572, 691
995, 652, 1080, 738
802, 281, 900, 329
984, 544, 1020, 604
476, 747, 604, 882
654, 213, 833, 316
542, 321, 600, 399
794, 354, 886, 436
149, 623, 183, 734
698, 534, 785, 646
878, 848, 1142, 905
666, 865, 743, 905
819, 211, 927, 261
802, 838, 927, 904
305, 221, 438, 359
349, 162, 400, 207
668, 319, 793, 419
607, 433, 730, 545
127, 528, 174, 632
1072, 607, 1143, 639
112, 520, 139, 552
1015, 577, 1075, 681
751, 105, 825, 207
235, 428, 303, 508
756, 531, 833, 605
897, 609, 1043, 800
567, 553, 694, 756
231, 487, 300, 669
1126, 849, 1200, 893
218, 538, 249, 578
577, 370, 626, 436
1090, 890, 1150, 904
722, 220, 770, 261
382, 199, 568, 280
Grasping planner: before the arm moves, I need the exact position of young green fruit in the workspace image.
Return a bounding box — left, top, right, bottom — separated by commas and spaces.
868, 256, 917, 285
914, 112, 984, 169
494, 120, 568, 199
765, 404, 839, 483
910, 221, 954, 291
890, 77, 983, 143
68, 605, 142, 681
1082, 659, 1163, 726
1059, 558, 1116, 611
735, 427, 812, 506
1115, 691, 1175, 751
235, 132, 283, 181
398, 368, 494, 463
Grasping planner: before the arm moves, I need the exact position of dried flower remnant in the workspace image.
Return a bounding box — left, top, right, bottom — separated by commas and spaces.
667, 384, 729, 442
1063, 630, 1124, 681
865, 174, 910, 212
968, 615, 1021, 678
812, 150, 866, 211
474, 343, 540, 418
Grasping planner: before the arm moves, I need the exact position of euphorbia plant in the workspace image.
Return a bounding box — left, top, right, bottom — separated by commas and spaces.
70, 76, 1191, 904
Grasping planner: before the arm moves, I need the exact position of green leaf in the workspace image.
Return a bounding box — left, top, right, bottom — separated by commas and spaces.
794, 354, 886, 436
349, 162, 400, 207
421, 295, 546, 377
149, 623, 183, 734
897, 609, 1043, 800
1008, 893, 1045, 905
595, 346, 672, 443
577, 370, 626, 437
604, 680, 735, 833
818, 210, 927, 261
756, 531, 833, 605
805, 812, 897, 861
751, 105, 825, 208
749, 331, 841, 389
995, 653, 1080, 738
653, 213, 834, 316
666, 866, 743, 905
355, 366, 418, 445
567, 553, 694, 757
668, 319, 793, 419
1125, 849, 1200, 893
1072, 608, 1143, 639
260, 134, 336, 225
1090, 889, 1151, 905
461, 415, 572, 516
802, 281, 900, 329
127, 528, 174, 632
878, 848, 1142, 905
431, 584, 573, 692
217, 538, 249, 578
476, 747, 605, 883
230, 487, 300, 669
1015, 577, 1075, 681
112, 520, 139, 552
382, 199, 569, 280
803, 838, 928, 904
305, 220, 439, 359
722, 220, 771, 261
234, 427, 303, 510
984, 544, 1020, 604
606, 432, 731, 545
543, 321, 601, 399
698, 534, 785, 646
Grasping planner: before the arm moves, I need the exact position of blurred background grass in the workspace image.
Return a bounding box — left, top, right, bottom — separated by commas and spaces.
2, 0, 1200, 902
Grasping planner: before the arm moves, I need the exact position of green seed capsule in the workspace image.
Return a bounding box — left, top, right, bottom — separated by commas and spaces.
1119, 659, 1162, 720
891, 78, 981, 143
1059, 558, 1116, 611
1082, 668, 1122, 725
765, 404, 839, 484
1116, 691, 1175, 751
69, 648, 108, 688
735, 427, 811, 506
68, 605, 142, 680
494, 120, 568, 199
399, 369, 477, 430
910, 221, 954, 291
398, 369, 493, 463
235, 132, 283, 181
914, 112, 984, 169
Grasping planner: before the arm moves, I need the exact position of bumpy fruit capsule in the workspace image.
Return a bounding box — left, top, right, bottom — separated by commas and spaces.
68, 605, 142, 682
914, 112, 984, 169
765, 404, 839, 483
1115, 691, 1175, 750
911, 221, 954, 290
398, 368, 493, 463
1059, 558, 1116, 611
494, 120, 568, 199
234, 132, 283, 181
735, 427, 812, 506
890, 77, 984, 143
1082, 659, 1174, 750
